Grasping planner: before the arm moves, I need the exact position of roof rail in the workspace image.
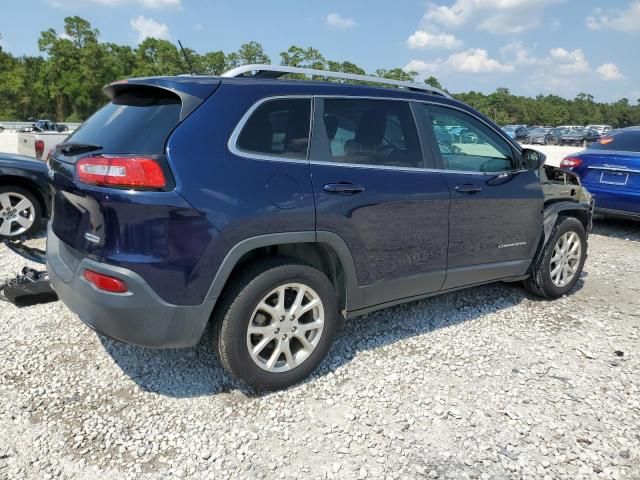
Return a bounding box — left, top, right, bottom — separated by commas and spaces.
221, 64, 451, 98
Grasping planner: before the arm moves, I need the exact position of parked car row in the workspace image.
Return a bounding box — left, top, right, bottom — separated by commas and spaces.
502, 124, 612, 147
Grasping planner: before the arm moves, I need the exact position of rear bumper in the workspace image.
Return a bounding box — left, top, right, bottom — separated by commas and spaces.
46, 226, 215, 348
583, 184, 640, 216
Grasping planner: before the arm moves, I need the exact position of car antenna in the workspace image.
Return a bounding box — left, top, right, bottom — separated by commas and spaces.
178, 40, 195, 76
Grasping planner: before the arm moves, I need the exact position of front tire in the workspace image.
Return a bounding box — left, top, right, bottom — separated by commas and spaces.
0, 186, 42, 240
524, 217, 587, 299
214, 258, 339, 391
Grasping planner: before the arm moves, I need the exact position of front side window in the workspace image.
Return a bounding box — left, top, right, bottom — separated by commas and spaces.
321, 99, 423, 169
237, 98, 311, 159
420, 105, 516, 173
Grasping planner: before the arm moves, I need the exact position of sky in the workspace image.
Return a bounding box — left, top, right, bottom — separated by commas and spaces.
0, 0, 638, 103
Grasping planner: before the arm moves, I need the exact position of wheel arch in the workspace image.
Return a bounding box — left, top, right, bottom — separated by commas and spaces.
0, 176, 50, 219
206, 231, 362, 315
531, 201, 592, 266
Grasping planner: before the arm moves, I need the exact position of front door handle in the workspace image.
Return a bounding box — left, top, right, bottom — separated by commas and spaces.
455, 184, 482, 194
323, 183, 364, 195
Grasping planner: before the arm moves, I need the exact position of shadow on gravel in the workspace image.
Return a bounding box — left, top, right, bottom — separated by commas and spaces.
591, 216, 640, 242
98, 322, 243, 398
99, 278, 583, 399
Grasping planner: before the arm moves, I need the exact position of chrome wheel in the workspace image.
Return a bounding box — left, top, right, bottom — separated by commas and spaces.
246, 283, 325, 373
549, 231, 582, 287
0, 192, 36, 237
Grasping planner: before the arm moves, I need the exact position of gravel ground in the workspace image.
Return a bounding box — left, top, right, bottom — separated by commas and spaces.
0, 218, 639, 480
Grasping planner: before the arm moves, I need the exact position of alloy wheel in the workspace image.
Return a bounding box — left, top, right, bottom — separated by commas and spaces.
549, 231, 582, 287
246, 283, 325, 373
0, 192, 36, 237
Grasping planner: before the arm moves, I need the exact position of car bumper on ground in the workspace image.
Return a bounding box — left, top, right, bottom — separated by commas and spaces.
46, 226, 214, 349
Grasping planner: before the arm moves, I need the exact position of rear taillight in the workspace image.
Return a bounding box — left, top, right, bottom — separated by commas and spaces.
560, 156, 583, 169
83, 269, 128, 293
35, 140, 45, 160
76, 156, 166, 189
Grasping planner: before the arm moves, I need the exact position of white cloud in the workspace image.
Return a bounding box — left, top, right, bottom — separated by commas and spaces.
405, 48, 513, 75
549, 48, 589, 75
326, 13, 357, 30
407, 30, 461, 49
57, 32, 73, 41
130, 15, 170, 43
447, 48, 514, 73
596, 63, 624, 81
586, 2, 640, 32
500, 42, 540, 65
423, 0, 563, 34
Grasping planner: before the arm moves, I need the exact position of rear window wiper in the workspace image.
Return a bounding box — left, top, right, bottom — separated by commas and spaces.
58, 142, 103, 155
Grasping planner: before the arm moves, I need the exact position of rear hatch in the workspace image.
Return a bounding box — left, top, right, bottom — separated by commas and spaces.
579, 150, 640, 192
49, 76, 220, 259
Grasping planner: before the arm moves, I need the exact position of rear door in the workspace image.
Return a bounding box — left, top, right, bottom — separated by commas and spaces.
415, 103, 543, 289
309, 97, 450, 307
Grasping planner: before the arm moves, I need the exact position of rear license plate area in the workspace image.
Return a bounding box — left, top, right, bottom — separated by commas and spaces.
600, 171, 628, 186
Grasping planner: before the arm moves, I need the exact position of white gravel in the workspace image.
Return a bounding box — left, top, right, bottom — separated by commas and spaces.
1, 219, 639, 479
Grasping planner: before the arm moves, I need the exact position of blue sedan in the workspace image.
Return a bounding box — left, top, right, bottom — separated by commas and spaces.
560, 127, 640, 220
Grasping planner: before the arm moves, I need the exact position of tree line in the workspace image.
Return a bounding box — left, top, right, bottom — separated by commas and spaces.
1, 16, 639, 127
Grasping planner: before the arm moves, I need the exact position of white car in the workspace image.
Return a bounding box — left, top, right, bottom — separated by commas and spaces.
586, 124, 612, 135
17, 131, 70, 160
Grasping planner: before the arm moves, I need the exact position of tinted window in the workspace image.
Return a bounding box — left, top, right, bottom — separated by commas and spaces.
590, 130, 640, 152
68, 88, 182, 155
420, 105, 515, 173
237, 98, 311, 159
321, 99, 422, 169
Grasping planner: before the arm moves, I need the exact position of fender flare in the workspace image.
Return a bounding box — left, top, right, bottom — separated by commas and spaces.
205, 231, 362, 311
533, 201, 592, 263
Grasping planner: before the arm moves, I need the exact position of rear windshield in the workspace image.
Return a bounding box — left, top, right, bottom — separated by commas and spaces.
590, 131, 640, 152
66, 88, 181, 154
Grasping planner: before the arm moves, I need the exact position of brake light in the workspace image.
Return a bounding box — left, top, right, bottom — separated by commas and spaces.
35, 140, 45, 160
83, 269, 128, 293
560, 156, 583, 169
76, 156, 166, 188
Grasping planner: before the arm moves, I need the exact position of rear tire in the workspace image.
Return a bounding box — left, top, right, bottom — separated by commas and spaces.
214, 257, 339, 391
524, 217, 587, 299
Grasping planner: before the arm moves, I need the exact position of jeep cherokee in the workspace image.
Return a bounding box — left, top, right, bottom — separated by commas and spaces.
46, 65, 593, 390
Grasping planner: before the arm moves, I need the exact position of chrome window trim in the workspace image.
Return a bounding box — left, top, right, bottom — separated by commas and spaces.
228, 94, 525, 176
227, 95, 314, 164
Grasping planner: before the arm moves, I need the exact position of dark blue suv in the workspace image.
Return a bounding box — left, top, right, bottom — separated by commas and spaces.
47, 65, 593, 390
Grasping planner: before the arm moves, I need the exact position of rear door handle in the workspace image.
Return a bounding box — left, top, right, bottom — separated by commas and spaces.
323, 183, 364, 195
455, 184, 482, 194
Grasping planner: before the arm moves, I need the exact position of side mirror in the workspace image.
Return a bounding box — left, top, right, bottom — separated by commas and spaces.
522, 148, 546, 170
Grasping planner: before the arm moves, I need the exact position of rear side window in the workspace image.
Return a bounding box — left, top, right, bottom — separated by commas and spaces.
237, 98, 311, 159
320, 99, 423, 169
67, 87, 181, 155
591, 131, 640, 152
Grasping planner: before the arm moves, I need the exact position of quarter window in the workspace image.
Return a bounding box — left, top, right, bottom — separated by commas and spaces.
419, 105, 515, 173
321, 99, 423, 169
237, 98, 311, 159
